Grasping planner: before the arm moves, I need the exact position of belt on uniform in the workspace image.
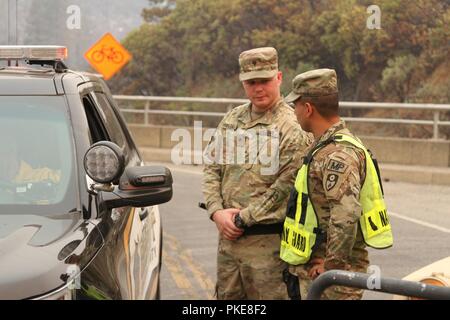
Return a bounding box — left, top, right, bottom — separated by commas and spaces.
198, 202, 282, 235
243, 223, 283, 236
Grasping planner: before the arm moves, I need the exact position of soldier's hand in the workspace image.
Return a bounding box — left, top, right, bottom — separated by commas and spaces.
308, 258, 325, 279
212, 208, 243, 240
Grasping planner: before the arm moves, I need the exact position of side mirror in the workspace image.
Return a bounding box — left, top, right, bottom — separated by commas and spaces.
83, 141, 173, 210
99, 165, 173, 209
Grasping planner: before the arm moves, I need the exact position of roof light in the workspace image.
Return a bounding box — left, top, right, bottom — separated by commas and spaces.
0, 46, 67, 61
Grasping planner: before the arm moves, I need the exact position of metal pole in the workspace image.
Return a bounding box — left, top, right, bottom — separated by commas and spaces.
7, 0, 10, 45
15, 0, 18, 45
144, 101, 150, 126
306, 270, 450, 300
433, 110, 440, 140
7, 0, 17, 45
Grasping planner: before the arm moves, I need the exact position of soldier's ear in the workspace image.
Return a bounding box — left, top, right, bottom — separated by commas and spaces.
276, 71, 283, 85
304, 102, 314, 117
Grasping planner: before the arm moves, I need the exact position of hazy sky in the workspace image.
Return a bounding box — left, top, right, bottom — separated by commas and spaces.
0, 0, 149, 68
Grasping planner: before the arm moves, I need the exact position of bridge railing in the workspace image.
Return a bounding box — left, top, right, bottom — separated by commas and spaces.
113, 95, 450, 140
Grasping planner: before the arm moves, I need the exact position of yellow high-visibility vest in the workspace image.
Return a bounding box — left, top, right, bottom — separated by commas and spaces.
280, 134, 393, 265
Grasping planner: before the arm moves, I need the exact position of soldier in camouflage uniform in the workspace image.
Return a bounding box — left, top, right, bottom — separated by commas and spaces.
202, 47, 312, 300
284, 69, 371, 300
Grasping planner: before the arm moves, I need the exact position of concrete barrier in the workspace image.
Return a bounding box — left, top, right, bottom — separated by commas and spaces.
130, 125, 450, 167
129, 125, 161, 148
130, 125, 212, 148
129, 125, 450, 185
361, 136, 450, 167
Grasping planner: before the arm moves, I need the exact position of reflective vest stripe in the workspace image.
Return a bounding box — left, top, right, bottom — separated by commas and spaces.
299, 193, 308, 225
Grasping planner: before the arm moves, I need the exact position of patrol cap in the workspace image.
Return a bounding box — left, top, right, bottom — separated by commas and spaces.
285, 68, 338, 103
239, 47, 278, 82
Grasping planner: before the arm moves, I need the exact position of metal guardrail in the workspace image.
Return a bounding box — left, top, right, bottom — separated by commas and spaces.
306, 270, 450, 300
113, 95, 450, 139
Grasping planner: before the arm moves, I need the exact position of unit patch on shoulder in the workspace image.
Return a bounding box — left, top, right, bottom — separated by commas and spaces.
325, 173, 339, 191
327, 159, 347, 173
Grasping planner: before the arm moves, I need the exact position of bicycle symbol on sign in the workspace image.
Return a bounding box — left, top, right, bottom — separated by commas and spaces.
91, 45, 124, 64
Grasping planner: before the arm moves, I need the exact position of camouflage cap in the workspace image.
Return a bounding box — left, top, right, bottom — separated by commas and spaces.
239, 47, 278, 81
285, 68, 338, 103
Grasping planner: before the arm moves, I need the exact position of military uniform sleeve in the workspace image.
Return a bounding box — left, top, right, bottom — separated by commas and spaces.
239, 128, 312, 226
322, 148, 364, 271
202, 113, 231, 219
202, 158, 224, 218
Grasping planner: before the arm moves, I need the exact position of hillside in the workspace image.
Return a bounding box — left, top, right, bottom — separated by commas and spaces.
110, 0, 449, 106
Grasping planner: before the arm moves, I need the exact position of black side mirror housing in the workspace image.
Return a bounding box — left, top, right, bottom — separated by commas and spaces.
120, 166, 172, 189
99, 166, 173, 209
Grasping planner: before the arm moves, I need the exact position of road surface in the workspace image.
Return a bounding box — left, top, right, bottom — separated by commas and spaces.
156, 163, 450, 300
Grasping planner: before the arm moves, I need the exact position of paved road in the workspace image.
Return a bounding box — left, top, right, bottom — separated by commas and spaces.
156, 163, 450, 300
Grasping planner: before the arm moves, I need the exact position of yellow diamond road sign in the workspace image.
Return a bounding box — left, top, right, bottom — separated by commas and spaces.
84, 33, 132, 80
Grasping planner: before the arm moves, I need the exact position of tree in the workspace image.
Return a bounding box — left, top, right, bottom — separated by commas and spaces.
142, 0, 176, 23
380, 54, 418, 102
111, 0, 450, 104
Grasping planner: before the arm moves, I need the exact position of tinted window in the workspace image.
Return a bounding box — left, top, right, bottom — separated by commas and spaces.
82, 95, 109, 143
91, 92, 128, 151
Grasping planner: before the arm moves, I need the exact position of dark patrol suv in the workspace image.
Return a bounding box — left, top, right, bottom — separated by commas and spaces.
0, 46, 172, 299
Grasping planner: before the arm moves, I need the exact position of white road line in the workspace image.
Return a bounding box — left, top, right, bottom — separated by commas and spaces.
390, 211, 450, 234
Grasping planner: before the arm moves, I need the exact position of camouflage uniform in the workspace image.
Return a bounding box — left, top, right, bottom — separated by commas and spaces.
202, 47, 312, 300
289, 120, 369, 300
285, 69, 369, 300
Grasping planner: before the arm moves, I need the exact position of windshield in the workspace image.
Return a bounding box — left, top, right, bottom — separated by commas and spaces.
0, 96, 78, 215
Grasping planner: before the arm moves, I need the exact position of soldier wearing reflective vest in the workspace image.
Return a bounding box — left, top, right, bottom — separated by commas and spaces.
280, 68, 393, 300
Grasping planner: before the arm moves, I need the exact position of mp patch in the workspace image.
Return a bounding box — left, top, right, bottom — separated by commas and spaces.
327, 159, 347, 173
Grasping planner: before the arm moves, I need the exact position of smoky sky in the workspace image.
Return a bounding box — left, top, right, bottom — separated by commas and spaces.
0, 0, 149, 69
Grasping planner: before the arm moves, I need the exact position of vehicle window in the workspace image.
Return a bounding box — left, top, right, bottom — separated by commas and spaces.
91, 92, 129, 152
82, 95, 109, 143
0, 96, 78, 215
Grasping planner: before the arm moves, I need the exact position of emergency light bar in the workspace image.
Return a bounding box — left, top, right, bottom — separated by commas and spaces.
0, 46, 68, 61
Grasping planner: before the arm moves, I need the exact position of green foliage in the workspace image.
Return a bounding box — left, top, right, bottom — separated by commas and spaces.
111, 0, 450, 103
142, 0, 176, 22
413, 62, 450, 104
381, 54, 418, 102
